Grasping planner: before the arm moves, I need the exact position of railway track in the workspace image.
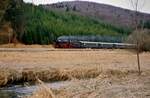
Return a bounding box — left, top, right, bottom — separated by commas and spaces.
0, 48, 110, 52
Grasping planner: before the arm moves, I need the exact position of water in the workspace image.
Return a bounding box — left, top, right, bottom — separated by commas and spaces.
0, 81, 71, 98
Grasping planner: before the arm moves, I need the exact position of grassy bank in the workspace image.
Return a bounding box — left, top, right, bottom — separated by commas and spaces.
1, 66, 150, 87
0, 66, 102, 87
25, 69, 150, 98
0, 66, 145, 87
25, 71, 150, 98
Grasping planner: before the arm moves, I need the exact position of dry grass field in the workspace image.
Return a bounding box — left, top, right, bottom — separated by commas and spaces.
0, 49, 150, 98
0, 49, 149, 70
0, 43, 54, 48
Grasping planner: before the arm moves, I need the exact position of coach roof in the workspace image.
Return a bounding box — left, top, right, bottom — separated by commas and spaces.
57, 35, 123, 43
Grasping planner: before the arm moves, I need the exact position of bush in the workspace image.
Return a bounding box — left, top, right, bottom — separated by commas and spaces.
127, 29, 150, 51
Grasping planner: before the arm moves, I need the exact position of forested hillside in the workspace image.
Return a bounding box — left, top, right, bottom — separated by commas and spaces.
43, 1, 150, 28
22, 4, 131, 44
0, 1, 150, 45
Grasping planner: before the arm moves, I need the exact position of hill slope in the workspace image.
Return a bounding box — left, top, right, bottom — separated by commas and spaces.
22, 4, 130, 44
42, 1, 150, 27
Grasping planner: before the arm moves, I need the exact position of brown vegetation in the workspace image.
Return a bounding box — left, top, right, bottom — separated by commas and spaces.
0, 49, 150, 87
0, 49, 150, 97
25, 79, 55, 98
0, 66, 102, 87
0, 23, 14, 44
26, 69, 150, 98
0, 43, 54, 48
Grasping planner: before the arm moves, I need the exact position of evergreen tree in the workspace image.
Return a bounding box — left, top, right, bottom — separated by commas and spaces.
0, 0, 11, 22
73, 6, 76, 11
66, 6, 70, 12
4, 0, 25, 42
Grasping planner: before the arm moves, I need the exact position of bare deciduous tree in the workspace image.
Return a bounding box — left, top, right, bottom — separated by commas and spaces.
128, 0, 146, 75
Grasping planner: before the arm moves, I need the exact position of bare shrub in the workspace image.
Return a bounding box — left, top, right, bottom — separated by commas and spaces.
127, 29, 150, 74
127, 29, 150, 51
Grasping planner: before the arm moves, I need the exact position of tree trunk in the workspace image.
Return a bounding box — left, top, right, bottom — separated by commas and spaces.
136, 44, 141, 75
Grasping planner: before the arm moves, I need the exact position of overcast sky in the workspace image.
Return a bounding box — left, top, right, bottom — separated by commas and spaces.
24, 0, 150, 14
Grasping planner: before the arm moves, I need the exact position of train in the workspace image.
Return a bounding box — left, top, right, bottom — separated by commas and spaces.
54, 36, 135, 49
